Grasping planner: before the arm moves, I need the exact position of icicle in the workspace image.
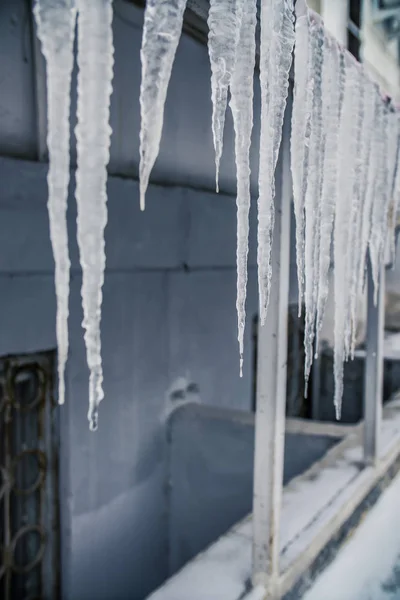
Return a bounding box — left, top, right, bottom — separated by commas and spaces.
390, 126, 400, 260
315, 36, 342, 353
333, 54, 360, 420
384, 112, 399, 262
139, 0, 188, 210
369, 105, 390, 305
75, 0, 114, 431
303, 20, 324, 389
291, 0, 311, 317
208, 0, 244, 192
33, 0, 76, 407
258, 0, 295, 325
343, 64, 364, 361
357, 88, 381, 309
349, 78, 377, 358
230, 0, 257, 377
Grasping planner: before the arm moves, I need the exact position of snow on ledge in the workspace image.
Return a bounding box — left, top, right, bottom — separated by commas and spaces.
302, 470, 400, 599
145, 401, 400, 600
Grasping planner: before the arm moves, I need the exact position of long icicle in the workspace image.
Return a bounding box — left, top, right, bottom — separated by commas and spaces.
369, 105, 390, 305
291, 0, 311, 317
75, 0, 114, 430
390, 121, 400, 260
303, 19, 324, 390
334, 54, 360, 419
356, 88, 381, 308
139, 0, 188, 210
230, 0, 257, 376
382, 111, 399, 270
258, 0, 295, 326
349, 77, 376, 358
343, 64, 364, 361
208, 0, 244, 192
315, 35, 342, 352
33, 0, 76, 406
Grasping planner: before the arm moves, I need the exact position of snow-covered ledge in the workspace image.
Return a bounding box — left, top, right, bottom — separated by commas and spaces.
146, 399, 400, 600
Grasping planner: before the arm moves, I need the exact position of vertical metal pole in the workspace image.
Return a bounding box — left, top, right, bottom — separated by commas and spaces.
252, 100, 292, 591
363, 256, 384, 465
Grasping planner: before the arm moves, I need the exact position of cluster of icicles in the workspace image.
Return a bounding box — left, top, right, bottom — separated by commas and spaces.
34, 0, 114, 430
293, 2, 400, 417
34, 0, 400, 428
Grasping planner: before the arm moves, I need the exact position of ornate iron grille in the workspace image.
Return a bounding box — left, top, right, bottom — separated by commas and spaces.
0, 353, 59, 600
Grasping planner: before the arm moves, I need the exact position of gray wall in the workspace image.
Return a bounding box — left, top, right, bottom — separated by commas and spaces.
0, 1, 298, 599
0, 156, 262, 600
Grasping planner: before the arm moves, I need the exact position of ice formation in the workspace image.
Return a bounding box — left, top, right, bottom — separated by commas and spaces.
315, 36, 342, 353
75, 0, 114, 430
349, 79, 376, 357
369, 108, 399, 300
333, 55, 361, 418
258, 0, 295, 325
35, 0, 400, 426
357, 89, 380, 309
345, 75, 365, 359
391, 131, 400, 260
208, 0, 244, 192
369, 105, 390, 307
384, 111, 398, 261
303, 19, 324, 389
33, 0, 77, 407
291, 2, 400, 417
139, 0, 188, 210
230, 0, 257, 376
343, 66, 364, 362
291, 0, 311, 316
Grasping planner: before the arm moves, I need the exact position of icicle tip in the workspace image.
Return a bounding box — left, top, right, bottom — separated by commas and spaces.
140, 189, 146, 212
58, 372, 66, 405
89, 410, 99, 432
373, 287, 378, 307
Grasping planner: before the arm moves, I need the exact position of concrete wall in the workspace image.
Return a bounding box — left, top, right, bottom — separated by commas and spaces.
0, 0, 37, 159
0, 155, 266, 600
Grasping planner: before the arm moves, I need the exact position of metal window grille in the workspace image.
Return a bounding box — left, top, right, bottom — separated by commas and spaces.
0, 352, 59, 600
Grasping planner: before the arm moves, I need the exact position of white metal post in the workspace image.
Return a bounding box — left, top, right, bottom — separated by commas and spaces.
252, 99, 292, 591
363, 256, 384, 465
321, 0, 349, 47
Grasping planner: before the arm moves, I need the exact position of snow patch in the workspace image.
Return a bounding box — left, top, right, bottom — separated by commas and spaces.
303, 472, 400, 600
